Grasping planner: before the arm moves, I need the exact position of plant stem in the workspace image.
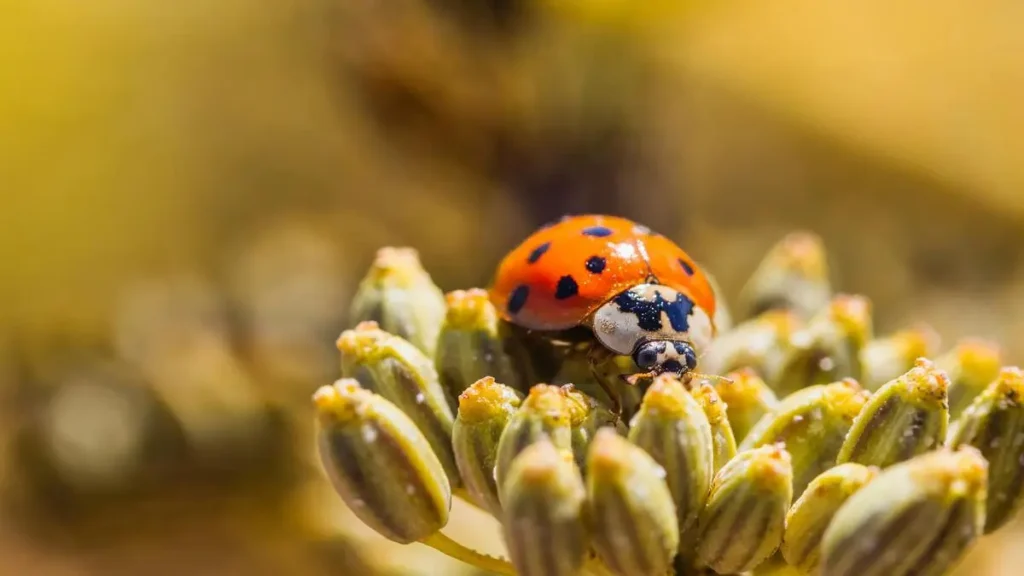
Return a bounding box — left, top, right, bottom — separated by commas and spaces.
420, 531, 517, 575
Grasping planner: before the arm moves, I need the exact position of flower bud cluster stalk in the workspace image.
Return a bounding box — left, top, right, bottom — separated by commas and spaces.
313, 242, 1024, 576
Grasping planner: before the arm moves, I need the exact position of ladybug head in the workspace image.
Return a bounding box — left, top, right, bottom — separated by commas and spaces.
631, 339, 698, 377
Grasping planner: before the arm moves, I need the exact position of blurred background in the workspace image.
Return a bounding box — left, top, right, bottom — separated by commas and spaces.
2, 0, 1023, 574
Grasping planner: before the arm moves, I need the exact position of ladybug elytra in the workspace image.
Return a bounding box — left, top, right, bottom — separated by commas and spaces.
489, 215, 717, 381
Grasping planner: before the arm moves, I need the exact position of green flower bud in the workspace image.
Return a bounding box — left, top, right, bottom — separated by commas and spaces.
947, 367, 1024, 532
500, 439, 588, 576
696, 444, 794, 574
452, 376, 523, 515
700, 310, 803, 382
337, 322, 458, 483
313, 379, 451, 544
435, 289, 522, 410
837, 358, 949, 469
628, 374, 714, 550
737, 231, 831, 321
495, 384, 573, 493
773, 294, 872, 397
741, 379, 870, 496
349, 247, 446, 356
562, 384, 626, 474
938, 338, 1004, 419
586, 428, 679, 576
690, 381, 738, 474
859, 325, 940, 391
713, 368, 779, 442
781, 463, 879, 573
820, 447, 988, 576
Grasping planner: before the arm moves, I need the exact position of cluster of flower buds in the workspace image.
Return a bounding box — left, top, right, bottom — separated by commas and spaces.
313, 238, 1021, 576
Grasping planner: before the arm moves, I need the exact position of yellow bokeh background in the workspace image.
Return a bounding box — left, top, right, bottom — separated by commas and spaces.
1, 1, 1022, 574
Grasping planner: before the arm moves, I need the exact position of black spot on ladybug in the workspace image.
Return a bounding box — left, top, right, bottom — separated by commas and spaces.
554, 275, 579, 300
507, 285, 530, 314
613, 290, 694, 332
527, 242, 551, 264
678, 258, 695, 276
585, 255, 607, 274
582, 226, 613, 237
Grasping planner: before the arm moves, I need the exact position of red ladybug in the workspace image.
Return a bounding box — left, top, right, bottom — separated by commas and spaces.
490, 215, 717, 380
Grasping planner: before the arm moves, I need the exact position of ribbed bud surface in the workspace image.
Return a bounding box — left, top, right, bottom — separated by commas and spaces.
696, 444, 794, 574
586, 429, 679, 576
313, 379, 451, 544
452, 376, 523, 515
837, 358, 949, 469
821, 447, 988, 576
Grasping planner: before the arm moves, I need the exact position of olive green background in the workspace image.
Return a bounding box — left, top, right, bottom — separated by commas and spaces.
1, 1, 1022, 574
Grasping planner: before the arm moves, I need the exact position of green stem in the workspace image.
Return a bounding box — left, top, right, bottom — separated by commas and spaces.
419, 531, 517, 575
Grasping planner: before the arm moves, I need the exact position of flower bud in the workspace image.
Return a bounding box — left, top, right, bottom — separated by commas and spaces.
561, 384, 626, 474
737, 231, 831, 321
337, 322, 458, 483
781, 463, 878, 573
773, 294, 872, 397
586, 429, 679, 576
349, 247, 446, 356
628, 374, 714, 550
713, 368, 779, 442
690, 381, 738, 474
860, 325, 940, 391
700, 310, 803, 383
494, 384, 573, 493
820, 447, 988, 576
436, 289, 522, 410
837, 358, 949, 469
696, 444, 794, 574
947, 367, 1024, 532
452, 377, 523, 515
740, 379, 870, 496
937, 338, 1003, 419
500, 439, 588, 576
313, 379, 451, 544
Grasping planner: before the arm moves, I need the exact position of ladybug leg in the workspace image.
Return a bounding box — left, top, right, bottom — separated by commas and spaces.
585, 344, 625, 415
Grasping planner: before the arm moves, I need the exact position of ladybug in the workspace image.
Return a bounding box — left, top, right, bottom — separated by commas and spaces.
489, 214, 717, 382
